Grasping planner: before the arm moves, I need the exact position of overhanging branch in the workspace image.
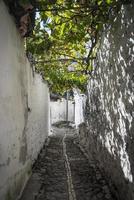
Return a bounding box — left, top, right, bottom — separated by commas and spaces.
35, 57, 95, 64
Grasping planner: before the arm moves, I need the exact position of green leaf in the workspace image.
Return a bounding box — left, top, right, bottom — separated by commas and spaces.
26, 0, 119, 94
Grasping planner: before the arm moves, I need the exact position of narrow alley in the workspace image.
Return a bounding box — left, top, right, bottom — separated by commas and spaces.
20, 126, 116, 200
0, 1, 134, 200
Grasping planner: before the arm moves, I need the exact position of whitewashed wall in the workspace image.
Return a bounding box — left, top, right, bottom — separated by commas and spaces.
50, 91, 86, 127
0, 2, 50, 200
26, 72, 50, 162
50, 99, 74, 124
79, 3, 134, 200
73, 90, 86, 127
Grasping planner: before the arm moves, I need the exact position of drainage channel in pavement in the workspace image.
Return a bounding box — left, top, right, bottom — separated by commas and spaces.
20, 127, 116, 200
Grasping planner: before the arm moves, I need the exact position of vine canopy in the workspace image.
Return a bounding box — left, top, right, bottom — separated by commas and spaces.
26, 0, 121, 94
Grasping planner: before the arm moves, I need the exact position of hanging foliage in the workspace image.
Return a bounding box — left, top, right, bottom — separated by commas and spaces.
26, 0, 120, 94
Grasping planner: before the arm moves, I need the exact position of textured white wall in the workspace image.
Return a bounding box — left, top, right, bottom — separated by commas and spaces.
50, 100, 66, 123
79, 3, 134, 200
50, 92, 86, 127
68, 101, 75, 122
74, 90, 86, 127
50, 99, 74, 124
26, 72, 50, 162
0, 2, 50, 200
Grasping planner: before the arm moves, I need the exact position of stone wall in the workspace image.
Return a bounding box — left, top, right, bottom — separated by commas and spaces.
79, 3, 134, 200
0, 2, 50, 200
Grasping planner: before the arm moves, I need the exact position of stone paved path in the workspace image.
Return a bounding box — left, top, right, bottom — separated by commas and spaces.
20, 127, 116, 200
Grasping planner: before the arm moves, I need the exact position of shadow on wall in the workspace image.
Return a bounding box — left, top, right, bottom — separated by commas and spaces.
78, 123, 134, 200
78, 2, 134, 200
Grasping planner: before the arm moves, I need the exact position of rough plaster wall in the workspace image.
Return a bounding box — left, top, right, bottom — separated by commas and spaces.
50, 99, 74, 124
0, 2, 50, 200
79, 3, 134, 200
26, 71, 50, 162
73, 90, 86, 128
50, 92, 86, 127
68, 101, 75, 122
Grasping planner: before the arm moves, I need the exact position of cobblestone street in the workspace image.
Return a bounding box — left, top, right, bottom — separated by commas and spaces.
20, 127, 117, 200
